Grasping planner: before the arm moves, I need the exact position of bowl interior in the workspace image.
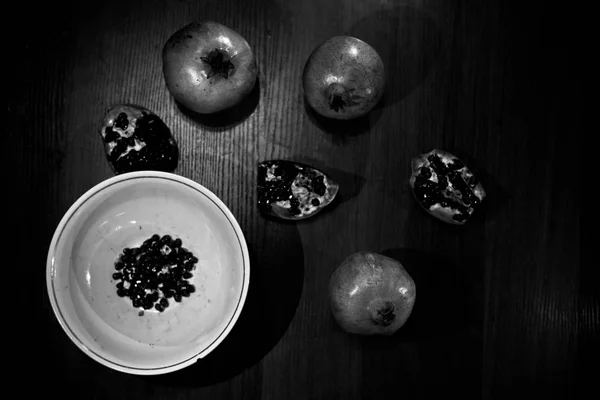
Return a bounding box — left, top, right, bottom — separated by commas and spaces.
48, 174, 248, 373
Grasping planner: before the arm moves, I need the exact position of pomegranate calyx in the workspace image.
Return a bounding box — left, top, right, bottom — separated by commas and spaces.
200, 49, 235, 79
327, 83, 355, 112
370, 300, 396, 327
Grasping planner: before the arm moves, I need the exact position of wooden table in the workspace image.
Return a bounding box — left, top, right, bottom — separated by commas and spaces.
8, 0, 585, 398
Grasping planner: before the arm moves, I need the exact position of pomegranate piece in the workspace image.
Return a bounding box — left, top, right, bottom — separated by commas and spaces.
409, 149, 486, 224
100, 104, 179, 174
257, 160, 339, 220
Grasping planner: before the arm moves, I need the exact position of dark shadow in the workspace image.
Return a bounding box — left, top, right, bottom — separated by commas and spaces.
143, 154, 304, 387
174, 77, 260, 130
355, 248, 483, 398
346, 6, 442, 105
143, 217, 304, 387
303, 96, 384, 141
376, 248, 473, 342
471, 169, 512, 224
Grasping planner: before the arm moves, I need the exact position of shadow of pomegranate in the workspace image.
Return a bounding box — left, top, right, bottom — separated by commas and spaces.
468, 169, 511, 225
303, 95, 385, 140
377, 248, 475, 341
346, 6, 442, 106
322, 247, 483, 398
174, 77, 260, 131
143, 186, 304, 387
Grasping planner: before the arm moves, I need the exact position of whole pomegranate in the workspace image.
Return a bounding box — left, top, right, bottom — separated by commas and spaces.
329, 252, 416, 335
162, 21, 258, 114
302, 36, 385, 120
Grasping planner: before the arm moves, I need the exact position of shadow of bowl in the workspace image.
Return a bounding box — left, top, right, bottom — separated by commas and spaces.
175, 77, 261, 131
143, 212, 304, 387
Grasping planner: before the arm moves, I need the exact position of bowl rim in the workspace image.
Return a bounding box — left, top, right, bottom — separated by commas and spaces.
46, 171, 250, 375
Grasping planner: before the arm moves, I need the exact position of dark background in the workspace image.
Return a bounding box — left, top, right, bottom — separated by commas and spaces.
6, 0, 586, 399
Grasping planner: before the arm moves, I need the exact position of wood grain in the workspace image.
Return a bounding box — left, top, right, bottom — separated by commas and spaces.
7, 0, 585, 398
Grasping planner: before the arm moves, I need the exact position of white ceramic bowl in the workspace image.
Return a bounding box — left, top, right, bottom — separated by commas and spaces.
46, 171, 250, 375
